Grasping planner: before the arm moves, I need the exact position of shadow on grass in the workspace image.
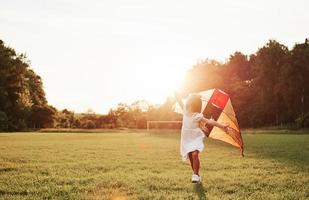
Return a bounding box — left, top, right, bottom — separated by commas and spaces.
193, 183, 207, 200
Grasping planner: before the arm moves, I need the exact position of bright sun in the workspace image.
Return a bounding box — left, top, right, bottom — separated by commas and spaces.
134, 68, 185, 104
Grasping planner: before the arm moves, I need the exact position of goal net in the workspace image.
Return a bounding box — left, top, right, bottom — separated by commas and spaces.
146, 120, 182, 131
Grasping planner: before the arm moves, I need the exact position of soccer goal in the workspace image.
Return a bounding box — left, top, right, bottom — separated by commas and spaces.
146, 120, 182, 131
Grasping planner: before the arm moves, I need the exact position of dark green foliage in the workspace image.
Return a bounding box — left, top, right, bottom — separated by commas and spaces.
0, 40, 55, 131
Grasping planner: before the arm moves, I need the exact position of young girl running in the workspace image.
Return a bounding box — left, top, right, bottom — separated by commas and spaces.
175, 93, 229, 183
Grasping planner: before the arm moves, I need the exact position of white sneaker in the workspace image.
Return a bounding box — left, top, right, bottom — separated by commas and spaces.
191, 174, 201, 183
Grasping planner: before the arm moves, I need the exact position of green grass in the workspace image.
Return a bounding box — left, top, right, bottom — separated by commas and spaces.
0, 131, 308, 200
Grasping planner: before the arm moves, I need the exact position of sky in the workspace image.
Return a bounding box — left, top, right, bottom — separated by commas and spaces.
1, 0, 309, 113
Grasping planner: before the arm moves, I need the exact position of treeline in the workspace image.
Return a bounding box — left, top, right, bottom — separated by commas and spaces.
0, 40, 56, 131
181, 39, 309, 128
54, 100, 180, 129
1, 38, 308, 131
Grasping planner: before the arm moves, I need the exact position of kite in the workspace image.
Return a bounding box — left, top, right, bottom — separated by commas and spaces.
175, 89, 244, 156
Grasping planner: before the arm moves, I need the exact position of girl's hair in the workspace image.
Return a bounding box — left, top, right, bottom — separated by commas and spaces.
186, 94, 202, 113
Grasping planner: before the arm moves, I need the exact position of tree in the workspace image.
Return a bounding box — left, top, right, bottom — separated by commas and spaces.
249, 40, 290, 126
182, 59, 224, 95
0, 39, 52, 131
222, 52, 254, 127
0, 111, 8, 131
30, 105, 56, 128
280, 39, 309, 127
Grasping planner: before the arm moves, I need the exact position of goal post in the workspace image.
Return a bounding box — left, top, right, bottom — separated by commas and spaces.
146, 120, 182, 131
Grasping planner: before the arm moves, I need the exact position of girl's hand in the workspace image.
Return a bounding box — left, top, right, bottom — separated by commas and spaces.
222, 124, 230, 132
200, 121, 210, 137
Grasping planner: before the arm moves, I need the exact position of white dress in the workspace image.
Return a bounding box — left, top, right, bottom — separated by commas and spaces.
180, 108, 205, 161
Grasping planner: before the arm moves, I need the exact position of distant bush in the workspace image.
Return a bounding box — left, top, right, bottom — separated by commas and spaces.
81, 120, 96, 129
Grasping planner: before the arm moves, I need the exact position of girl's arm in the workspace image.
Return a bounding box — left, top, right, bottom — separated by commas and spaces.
202, 118, 229, 132
174, 92, 184, 111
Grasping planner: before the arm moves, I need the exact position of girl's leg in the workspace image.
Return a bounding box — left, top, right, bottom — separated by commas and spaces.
188, 152, 194, 171
191, 150, 200, 176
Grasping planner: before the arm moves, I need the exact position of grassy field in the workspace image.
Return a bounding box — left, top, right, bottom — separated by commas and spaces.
0, 131, 308, 200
